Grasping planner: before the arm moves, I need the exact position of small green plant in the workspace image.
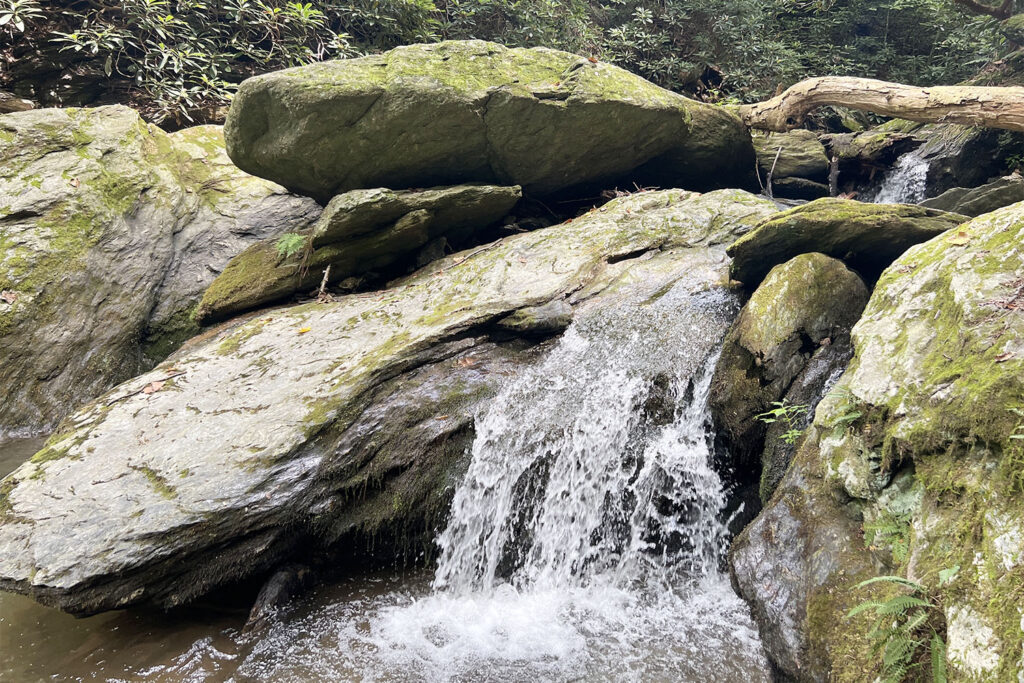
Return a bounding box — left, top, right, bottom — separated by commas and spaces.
864, 509, 911, 563
0, 0, 43, 33
275, 233, 307, 259
826, 386, 863, 434
848, 573, 952, 683
756, 400, 809, 445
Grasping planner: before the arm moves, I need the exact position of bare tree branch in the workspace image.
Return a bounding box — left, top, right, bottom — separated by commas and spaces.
739, 77, 1024, 133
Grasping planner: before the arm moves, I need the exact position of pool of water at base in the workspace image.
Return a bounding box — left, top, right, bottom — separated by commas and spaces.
0, 438, 770, 683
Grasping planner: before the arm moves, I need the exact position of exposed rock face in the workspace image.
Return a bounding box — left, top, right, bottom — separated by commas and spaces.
196, 183, 521, 323
0, 189, 777, 615
0, 107, 319, 435
921, 174, 1024, 217
727, 198, 967, 288
731, 203, 1024, 680
710, 253, 868, 503
224, 40, 755, 201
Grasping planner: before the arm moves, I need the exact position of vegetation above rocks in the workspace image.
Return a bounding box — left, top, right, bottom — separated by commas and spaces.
0, 0, 1009, 126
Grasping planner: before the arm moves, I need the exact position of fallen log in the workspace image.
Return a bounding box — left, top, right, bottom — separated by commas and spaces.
739, 77, 1024, 133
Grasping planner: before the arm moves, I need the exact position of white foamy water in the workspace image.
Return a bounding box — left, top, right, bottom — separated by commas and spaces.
869, 151, 929, 204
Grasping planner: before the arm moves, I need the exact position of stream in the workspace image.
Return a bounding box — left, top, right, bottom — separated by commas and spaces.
1, 274, 770, 682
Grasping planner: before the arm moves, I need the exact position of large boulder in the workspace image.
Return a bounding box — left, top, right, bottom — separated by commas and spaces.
921, 174, 1024, 218
710, 253, 868, 503
0, 106, 319, 435
196, 183, 521, 323
727, 198, 967, 288
224, 40, 755, 201
0, 189, 777, 615
731, 203, 1024, 680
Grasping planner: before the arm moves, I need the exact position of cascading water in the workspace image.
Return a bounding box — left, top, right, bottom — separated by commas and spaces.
868, 151, 929, 204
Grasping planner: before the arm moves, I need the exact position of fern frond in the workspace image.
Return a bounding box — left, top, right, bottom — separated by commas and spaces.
854, 575, 925, 592
878, 596, 931, 615
847, 600, 885, 617
931, 633, 948, 683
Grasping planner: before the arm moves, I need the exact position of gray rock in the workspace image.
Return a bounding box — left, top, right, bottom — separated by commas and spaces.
709, 253, 867, 502
730, 203, 1024, 679
772, 177, 830, 201
196, 184, 521, 323
0, 107, 319, 435
920, 174, 1024, 217
495, 299, 573, 336
727, 198, 967, 289
753, 129, 830, 183
224, 40, 755, 201
0, 189, 778, 615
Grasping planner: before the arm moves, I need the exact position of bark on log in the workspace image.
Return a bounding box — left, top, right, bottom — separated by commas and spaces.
739, 77, 1024, 133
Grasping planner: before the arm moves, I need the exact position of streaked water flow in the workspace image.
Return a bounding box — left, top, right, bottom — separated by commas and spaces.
869, 151, 929, 204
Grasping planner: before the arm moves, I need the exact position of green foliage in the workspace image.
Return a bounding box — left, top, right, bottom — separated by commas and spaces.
1002, 406, 1024, 492
275, 233, 307, 259
756, 400, 809, 445
864, 508, 911, 563
0, 0, 1010, 123
848, 574, 948, 682
0, 0, 43, 33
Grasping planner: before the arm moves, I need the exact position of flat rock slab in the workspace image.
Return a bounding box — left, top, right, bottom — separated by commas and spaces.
225, 40, 753, 201
727, 198, 967, 288
0, 189, 777, 615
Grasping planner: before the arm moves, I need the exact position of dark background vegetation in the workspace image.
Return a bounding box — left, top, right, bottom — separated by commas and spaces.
0, 0, 1015, 127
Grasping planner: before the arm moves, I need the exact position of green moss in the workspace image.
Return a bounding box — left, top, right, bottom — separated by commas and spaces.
130, 465, 178, 500
142, 303, 202, 363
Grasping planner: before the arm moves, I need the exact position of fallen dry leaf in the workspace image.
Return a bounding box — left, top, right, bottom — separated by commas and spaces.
435, 415, 450, 421
142, 380, 165, 395
297, 327, 311, 335
995, 351, 1014, 362
69, 177, 80, 188
0, 290, 18, 304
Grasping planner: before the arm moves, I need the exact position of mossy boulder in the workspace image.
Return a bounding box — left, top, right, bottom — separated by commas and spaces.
0, 106, 319, 434
752, 129, 829, 183
224, 40, 755, 201
0, 189, 777, 615
727, 198, 967, 289
710, 253, 868, 503
196, 184, 520, 323
731, 202, 1024, 680
921, 174, 1024, 217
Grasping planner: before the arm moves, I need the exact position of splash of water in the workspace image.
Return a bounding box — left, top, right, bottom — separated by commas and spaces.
869, 151, 929, 204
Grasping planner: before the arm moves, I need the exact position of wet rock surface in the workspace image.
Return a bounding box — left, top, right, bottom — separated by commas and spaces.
727, 198, 967, 288
710, 253, 867, 503
730, 202, 1024, 680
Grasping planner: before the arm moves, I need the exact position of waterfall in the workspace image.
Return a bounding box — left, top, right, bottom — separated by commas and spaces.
223, 276, 770, 682
434, 289, 734, 594
869, 151, 929, 204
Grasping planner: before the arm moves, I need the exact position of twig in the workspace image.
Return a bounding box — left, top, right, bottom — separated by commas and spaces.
766, 145, 782, 200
